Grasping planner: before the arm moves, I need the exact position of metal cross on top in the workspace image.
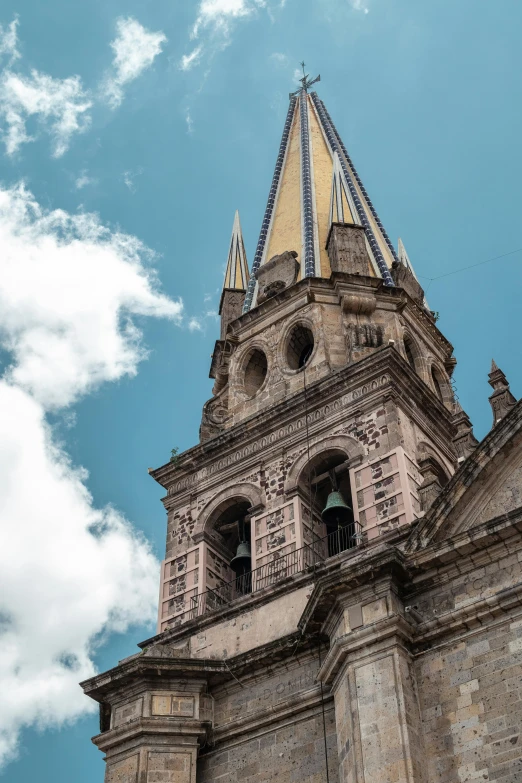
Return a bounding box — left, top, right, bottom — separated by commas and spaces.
289, 61, 320, 98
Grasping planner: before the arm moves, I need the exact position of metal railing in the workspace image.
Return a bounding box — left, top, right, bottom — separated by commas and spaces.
189, 523, 361, 622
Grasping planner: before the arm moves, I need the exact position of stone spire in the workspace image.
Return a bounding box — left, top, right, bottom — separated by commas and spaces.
242, 83, 397, 311
488, 359, 517, 425
452, 400, 479, 462
219, 211, 249, 339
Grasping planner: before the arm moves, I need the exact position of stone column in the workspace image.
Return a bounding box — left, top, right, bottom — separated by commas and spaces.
82, 660, 214, 783
319, 581, 426, 783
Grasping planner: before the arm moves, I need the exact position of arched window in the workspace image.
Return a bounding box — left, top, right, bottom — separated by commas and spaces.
298, 449, 356, 557
207, 499, 253, 594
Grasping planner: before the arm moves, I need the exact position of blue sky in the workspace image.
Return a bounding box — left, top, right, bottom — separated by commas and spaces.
0, 0, 520, 779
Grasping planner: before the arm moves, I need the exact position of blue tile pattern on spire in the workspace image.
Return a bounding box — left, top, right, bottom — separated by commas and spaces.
299, 91, 316, 278
310, 93, 394, 286
243, 97, 297, 312
317, 97, 399, 266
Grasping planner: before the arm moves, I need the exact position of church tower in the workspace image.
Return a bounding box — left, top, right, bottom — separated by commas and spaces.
82, 73, 522, 783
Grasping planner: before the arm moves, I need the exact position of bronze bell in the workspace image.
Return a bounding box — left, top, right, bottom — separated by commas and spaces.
230, 540, 252, 574
321, 490, 352, 529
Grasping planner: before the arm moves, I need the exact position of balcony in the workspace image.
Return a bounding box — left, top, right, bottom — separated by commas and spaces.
187, 524, 362, 624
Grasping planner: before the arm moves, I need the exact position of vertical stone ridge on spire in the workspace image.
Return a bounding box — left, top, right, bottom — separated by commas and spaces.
315, 95, 399, 267
299, 90, 316, 277
310, 92, 394, 286
243, 97, 297, 312
488, 360, 517, 425
223, 210, 249, 292
329, 151, 358, 226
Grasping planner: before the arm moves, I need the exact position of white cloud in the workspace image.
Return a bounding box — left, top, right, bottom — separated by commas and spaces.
0, 69, 92, 157
122, 167, 143, 193
0, 182, 181, 408
188, 316, 204, 331
350, 0, 370, 12
192, 0, 265, 39
0, 17, 20, 64
103, 17, 167, 109
270, 52, 288, 66
180, 45, 203, 71
0, 181, 183, 767
74, 170, 96, 190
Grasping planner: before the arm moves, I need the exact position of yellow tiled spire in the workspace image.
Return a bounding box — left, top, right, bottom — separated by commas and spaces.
243, 83, 399, 311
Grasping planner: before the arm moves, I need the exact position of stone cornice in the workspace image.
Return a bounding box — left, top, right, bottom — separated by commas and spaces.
81, 656, 226, 702
411, 577, 522, 650
317, 614, 414, 688
211, 684, 331, 745
152, 347, 455, 500
406, 398, 522, 551
92, 716, 208, 753
298, 543, 411, 634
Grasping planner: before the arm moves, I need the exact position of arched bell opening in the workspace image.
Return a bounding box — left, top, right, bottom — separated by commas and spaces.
298, 448, 357, 558
208, 499, 253, 595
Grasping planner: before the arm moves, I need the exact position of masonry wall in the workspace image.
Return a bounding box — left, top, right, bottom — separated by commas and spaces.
417, 618, 522, 783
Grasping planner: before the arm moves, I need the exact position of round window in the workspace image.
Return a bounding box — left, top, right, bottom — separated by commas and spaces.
286, 325, 314, 370
243, 349, 268, 397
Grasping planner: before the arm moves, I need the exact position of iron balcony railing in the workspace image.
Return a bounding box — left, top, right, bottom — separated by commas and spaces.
189, 523, 362, 622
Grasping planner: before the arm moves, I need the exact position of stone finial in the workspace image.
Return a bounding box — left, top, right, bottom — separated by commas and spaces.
452, 401, 479, 463
488, 360, 517, 426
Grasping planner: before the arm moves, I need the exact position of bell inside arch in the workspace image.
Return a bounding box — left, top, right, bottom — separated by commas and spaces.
230, 540, 252, 574
321, 490, 352, 529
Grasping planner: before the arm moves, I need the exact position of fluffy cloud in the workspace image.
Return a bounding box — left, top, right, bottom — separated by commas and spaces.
0, 182, 182, 766
180, 0, 268, 68
0, 16, 166, 158
103, 17, 167, 108
192, 0, 266, 38
74, 170, 96, 190
0, 70, 92, 157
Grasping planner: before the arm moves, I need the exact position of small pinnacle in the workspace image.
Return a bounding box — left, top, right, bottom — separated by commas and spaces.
490, 359, 498, 373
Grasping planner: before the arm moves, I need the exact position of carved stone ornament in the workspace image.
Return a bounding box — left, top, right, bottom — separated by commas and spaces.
326, 222, 372, 275
341, 293, 377, 315
255, 250, 299, 303
199, 391, 229, 442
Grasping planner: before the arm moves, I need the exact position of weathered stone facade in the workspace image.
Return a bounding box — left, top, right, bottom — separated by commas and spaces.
82, 88, 522, 783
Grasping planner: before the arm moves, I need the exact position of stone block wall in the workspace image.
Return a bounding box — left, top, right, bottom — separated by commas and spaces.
417, 618, 522, 782
197, 711, 338, 783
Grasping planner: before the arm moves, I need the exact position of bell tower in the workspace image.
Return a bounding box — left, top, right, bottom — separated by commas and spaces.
83, 73, 522, 783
